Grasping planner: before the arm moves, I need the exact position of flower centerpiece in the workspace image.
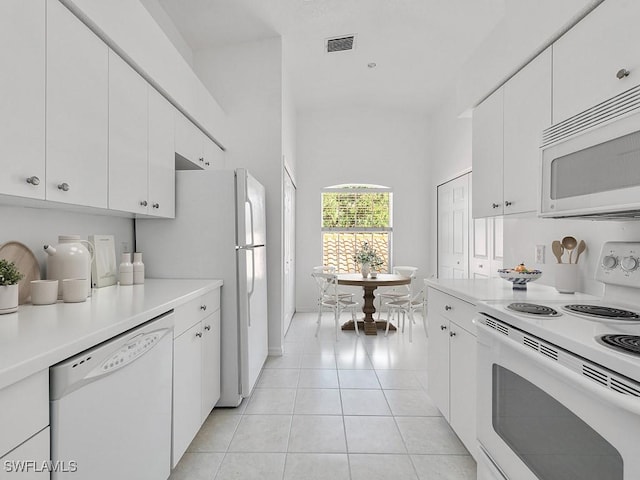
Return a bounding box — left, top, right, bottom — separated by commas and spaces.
353, 242, 384, 278
0, 259, 24, 314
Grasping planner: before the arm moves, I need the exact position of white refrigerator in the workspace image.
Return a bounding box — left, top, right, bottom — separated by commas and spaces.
136, 169, 268, 407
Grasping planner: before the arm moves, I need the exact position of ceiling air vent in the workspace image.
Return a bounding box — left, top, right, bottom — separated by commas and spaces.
326, 35, 356, 53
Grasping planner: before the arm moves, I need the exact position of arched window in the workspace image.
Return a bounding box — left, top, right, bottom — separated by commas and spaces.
321, 184, 392, 272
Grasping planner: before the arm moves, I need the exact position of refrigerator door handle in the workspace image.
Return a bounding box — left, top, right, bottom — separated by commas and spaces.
246, 198, 255, 246
247, 248, 256, 327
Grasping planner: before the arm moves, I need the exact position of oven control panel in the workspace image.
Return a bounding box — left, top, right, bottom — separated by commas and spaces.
596, 242, 640, 287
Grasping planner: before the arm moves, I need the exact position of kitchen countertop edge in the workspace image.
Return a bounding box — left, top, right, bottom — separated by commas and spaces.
0, 278, 223, 391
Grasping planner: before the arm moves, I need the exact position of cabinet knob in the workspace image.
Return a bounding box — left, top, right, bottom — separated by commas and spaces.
440, 325, 447, 330
617, 68, 630, 79
195, 331, 203, 338
199, 157, 204, 163
491, 203, 500, 209
205, 161, 210, 166
57, 182, 70, 192
449, 331, 457, 337
505, 201, 513, 207
200, 305, 207, 311
152, 202, 160, 209
140, 200, 148, 207
204, 324, 211, 331
478, 264, 484, 268
444, 305, 452, 311
26, 176, 40, 186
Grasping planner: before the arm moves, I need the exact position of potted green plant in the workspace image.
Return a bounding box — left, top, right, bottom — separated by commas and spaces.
0, 259, 23, 314
353, 242, 383, 278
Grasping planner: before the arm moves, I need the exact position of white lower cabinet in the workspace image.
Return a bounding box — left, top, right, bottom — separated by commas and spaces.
172, 289, 221, 468
0, 370, 49, 478
427, 287, 478, 459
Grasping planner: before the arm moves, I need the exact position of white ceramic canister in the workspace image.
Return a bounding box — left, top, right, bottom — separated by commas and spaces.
44, 235, 94, 298
119, 253, 133, 286
132, 252, 144, 285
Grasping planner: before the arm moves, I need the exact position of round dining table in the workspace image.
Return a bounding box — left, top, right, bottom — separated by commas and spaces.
337, 273, 411, 335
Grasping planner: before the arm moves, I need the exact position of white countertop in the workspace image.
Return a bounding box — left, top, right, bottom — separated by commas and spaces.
425, 278, 599, 305
0, 279, 222, 390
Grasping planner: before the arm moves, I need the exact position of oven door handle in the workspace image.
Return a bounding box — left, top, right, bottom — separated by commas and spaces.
476, 320, 640, 417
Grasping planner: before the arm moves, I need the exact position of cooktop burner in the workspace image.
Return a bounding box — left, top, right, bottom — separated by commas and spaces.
564, 304, 640, 320
507, 302, 560, 317
598, 334, 640, 355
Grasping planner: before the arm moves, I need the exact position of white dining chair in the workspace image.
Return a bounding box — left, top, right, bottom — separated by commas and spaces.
384, 286, 427, 342
376, 266, 417, 319
312, 272, 359, 340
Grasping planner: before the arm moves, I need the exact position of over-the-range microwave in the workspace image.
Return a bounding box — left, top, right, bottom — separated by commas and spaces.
540, 84, 640, 219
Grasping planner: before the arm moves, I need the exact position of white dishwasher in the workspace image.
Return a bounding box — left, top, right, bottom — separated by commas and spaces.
50, 311, 174, 480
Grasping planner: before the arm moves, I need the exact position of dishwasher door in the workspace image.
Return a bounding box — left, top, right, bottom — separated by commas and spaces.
50, 312, 173, 480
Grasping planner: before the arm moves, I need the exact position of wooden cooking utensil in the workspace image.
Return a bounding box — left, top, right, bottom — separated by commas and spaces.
561, 236, 578, 263
574, 240, 586, 264
551, 240, 564, 264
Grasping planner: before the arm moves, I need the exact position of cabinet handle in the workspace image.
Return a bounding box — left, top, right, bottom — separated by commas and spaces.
204, 324, 211, 331
491, 203, 500, 209
200, 305, 207, 311
152, 203, 160, 209
444, 305, 452, 311
450, 331, 457, 337
505, 201, 512, 207
26, 176, 40, 186
140, 200, 148, 207
617, 68, 630, 79
440, 325, 447, 330
195, 331, 203, 338
57, 182, 70, 192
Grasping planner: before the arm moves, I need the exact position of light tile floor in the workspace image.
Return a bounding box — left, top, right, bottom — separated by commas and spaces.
169, 311, 477, 480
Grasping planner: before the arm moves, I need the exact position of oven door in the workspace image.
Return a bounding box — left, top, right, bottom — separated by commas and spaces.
476, 316, 640, 480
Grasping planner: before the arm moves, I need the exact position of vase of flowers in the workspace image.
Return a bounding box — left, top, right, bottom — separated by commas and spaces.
0, 259, 23, 314
354, 242, 383, 278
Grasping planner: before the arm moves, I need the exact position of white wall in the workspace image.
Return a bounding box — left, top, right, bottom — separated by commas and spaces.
0, 205, 133, 278
296, 106, 430, 311
194, 37, 286, 355
426, 97, 473, 279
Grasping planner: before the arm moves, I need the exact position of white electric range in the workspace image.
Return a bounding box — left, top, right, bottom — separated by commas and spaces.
475, 242, 640, 480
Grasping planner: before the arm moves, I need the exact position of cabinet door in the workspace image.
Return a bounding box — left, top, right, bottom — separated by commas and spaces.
0, 0, 45, 200
175, 111, 203, 167
108, 51, 149, 214
503, 48, 551, 215
449, 324, 477, 459
553, 0, 640, 122
472, 88, 503, 218
201, 310, 221, 423
426, 301, 450, 419
172, 323, 202, 467
202, 135, 224, 170
148, 88, 175, 218
0, 427, 50, 479
46, 0, 108, 208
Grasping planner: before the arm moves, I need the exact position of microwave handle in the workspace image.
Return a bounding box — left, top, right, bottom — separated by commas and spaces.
476, 320, 640, 417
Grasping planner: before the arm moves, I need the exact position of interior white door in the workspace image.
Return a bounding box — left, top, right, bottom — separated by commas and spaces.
283, 170, 296, 334
437, 173, 469, 279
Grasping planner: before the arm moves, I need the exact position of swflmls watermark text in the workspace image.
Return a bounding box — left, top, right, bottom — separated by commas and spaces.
4, 460, 78, 473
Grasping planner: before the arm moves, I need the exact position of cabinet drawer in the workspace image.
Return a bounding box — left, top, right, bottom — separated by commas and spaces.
174, 289, 220, 337
428, 288, 477, 335
0, 371, 49, 458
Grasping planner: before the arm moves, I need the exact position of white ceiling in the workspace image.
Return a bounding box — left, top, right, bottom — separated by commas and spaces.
154, 0, 506, 112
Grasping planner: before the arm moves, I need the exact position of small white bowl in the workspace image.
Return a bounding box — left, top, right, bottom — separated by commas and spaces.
30, 280, 59, 305
62, 278, 88, 303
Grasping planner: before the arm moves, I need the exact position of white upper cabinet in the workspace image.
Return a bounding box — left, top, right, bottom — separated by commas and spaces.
553, 0, 640, 123
175, 111, 203, 168
108, 51, 149, 214
0, 0, 45, 200
148, 88, 176, 218
46, 0, 108, 208
203, 134, 225, 170
472, 88, 504, 218
503, 48, 552, 215
473, 48, 552, 218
